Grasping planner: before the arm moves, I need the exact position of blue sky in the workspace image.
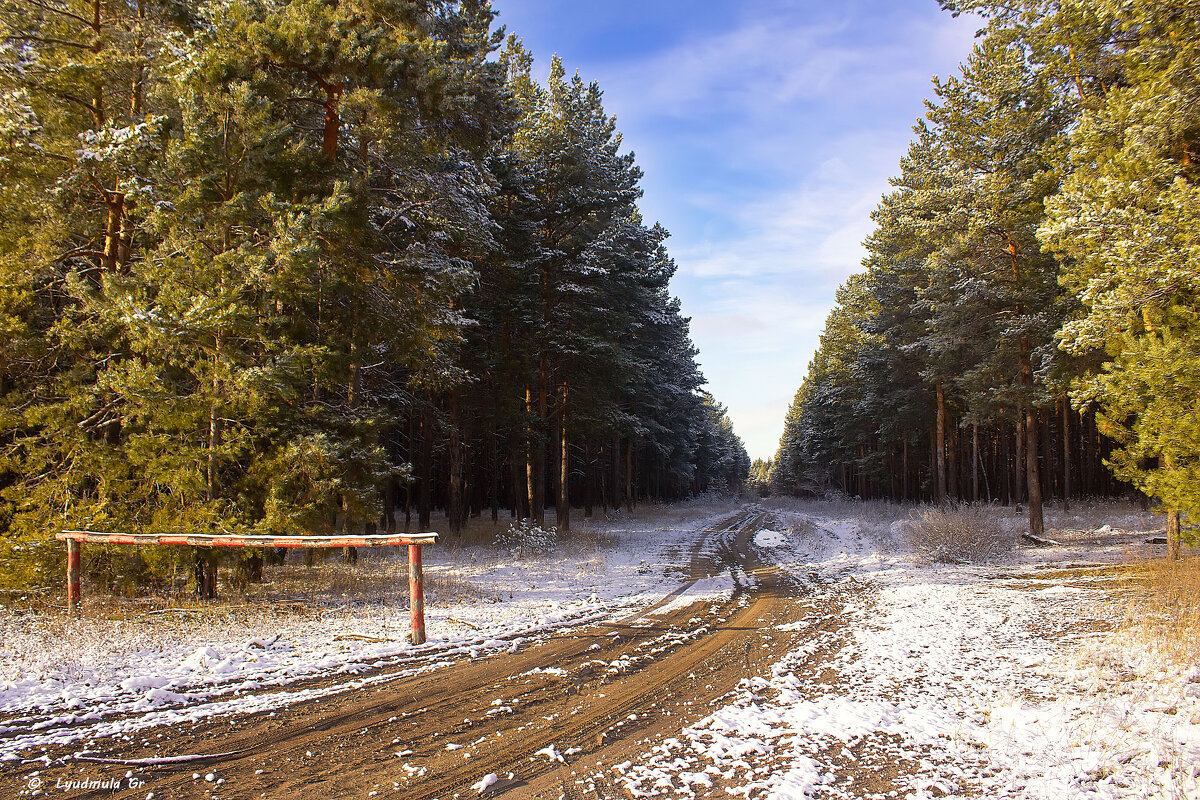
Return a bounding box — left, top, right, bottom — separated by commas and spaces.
491, 1, 980, 461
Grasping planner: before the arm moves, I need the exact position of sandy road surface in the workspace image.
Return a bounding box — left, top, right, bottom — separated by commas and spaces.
5, 506, 860, 799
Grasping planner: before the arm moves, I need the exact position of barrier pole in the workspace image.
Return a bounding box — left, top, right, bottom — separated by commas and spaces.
408, 544, 426, 645
66, 538, 81, 615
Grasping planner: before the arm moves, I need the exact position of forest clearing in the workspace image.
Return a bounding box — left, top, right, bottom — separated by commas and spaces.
3, 499, 1198, 799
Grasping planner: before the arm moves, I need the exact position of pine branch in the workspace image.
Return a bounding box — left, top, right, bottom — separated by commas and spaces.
23, 0, 94, 28
3, 32, 93, 50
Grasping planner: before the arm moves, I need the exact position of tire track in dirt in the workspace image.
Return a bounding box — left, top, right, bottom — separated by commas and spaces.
10, 506, 827, 799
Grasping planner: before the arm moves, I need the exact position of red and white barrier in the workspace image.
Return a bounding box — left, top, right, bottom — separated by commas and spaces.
55, 530, 439, 644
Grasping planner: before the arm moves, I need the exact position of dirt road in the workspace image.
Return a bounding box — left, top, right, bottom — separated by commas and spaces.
7, 508, 860, 799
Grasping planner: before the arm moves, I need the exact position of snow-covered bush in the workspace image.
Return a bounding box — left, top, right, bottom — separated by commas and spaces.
494, 519, 558, 556
906, 503, 1016, 563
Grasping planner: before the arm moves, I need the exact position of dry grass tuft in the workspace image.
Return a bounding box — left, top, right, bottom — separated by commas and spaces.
906, 502, 1018, 563
423, 568, 499, 604
1118, 556, 1200, 664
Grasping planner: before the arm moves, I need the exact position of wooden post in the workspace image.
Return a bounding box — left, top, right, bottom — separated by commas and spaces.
1168, 509, 1182, 562
66, 538, 81, 615
409, 544, 426, 645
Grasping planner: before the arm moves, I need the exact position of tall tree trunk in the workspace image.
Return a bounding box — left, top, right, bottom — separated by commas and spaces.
1043, 409, 1055, 501
448, 390, 465, 535
1022, 349, 1045, 537
612, 437, 622, 510
1062, 399, 1072, 512
1015, 409, 1026, 505
947, 419, 959, 500
131, 58, 145, 118
1082, 410, 1093, 495
525, 387, 535, 519
998, 417, 1008, 503
533, 360, 548, 525
117, 200, 133, 270
935, 380, 947, 504
584, 442, 594, 518
207, 400, 220, 500
972, 422, 979, 503
1167, 509, 1182, 561
384, 479, 397, 533
1025, 407, 1044, 537
510, 436, 526, 519
341, 344, 363, 559
929, 426, 937, 503
598, 441, 608, 515
625, 439, 634, 511
207, 334, 222, 502
101, 194, 125, 274
980, 427, 992, 501
468, 441, 482, 519
524, 386, 543, 524
556, 382, 569, 533
403, 414, 415, 531
323, 83, 343, 161
418, 408, 432, 531
488, 428, 500, 523
901, 438, 909, 502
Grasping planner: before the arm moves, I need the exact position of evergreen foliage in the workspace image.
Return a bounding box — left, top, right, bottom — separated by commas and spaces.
774, 0, 1197, 550
0, 1, 748, 590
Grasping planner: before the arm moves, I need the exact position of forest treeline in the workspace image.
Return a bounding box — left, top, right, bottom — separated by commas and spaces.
0, 0, 749, 587
772, 0, 1199, 548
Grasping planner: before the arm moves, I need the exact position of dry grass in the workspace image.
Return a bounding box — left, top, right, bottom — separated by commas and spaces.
18, 500, 736, 616
1116, 556, 1200, 664
265, 555, 408, 606
906, 502, 1018, 563
32, 548, 497, 620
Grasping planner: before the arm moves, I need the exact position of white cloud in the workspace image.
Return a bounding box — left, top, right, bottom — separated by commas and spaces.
497, 1, 980, 459
597, 7, 976, 126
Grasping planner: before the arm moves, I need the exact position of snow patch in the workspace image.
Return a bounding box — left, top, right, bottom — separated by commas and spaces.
753, 528, 787, 548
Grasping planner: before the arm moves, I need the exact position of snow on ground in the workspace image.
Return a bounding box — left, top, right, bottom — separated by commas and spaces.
612, 498, 1199, 799
755, 529, 787, 548
4, 496, 1196, 800
0, 500, 736, 761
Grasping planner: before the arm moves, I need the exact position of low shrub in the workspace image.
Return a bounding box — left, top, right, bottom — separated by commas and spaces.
906, 502, 1016, 563
494, 519, 558, 556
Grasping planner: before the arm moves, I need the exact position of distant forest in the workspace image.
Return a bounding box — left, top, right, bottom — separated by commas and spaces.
772, 0, 1200, 547
0, 0, 750, 587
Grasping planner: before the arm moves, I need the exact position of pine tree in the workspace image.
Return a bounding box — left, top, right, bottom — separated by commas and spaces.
922, 34, 1074, 533
0, 2, 750, 591
0, 0, 186, 583
1041, 0, 1200, 555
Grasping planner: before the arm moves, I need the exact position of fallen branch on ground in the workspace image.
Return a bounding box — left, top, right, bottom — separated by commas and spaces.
334, 633, 393, 643
138, 608, 208, 617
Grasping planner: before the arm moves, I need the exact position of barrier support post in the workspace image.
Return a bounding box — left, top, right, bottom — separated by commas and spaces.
66, 538, 81, 615
408, 544, 426, 645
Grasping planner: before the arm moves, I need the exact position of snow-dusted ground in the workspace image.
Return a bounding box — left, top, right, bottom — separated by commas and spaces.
4, 497, 1198, 800
0, 501, 738, 762
612, 498, 1200, 800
